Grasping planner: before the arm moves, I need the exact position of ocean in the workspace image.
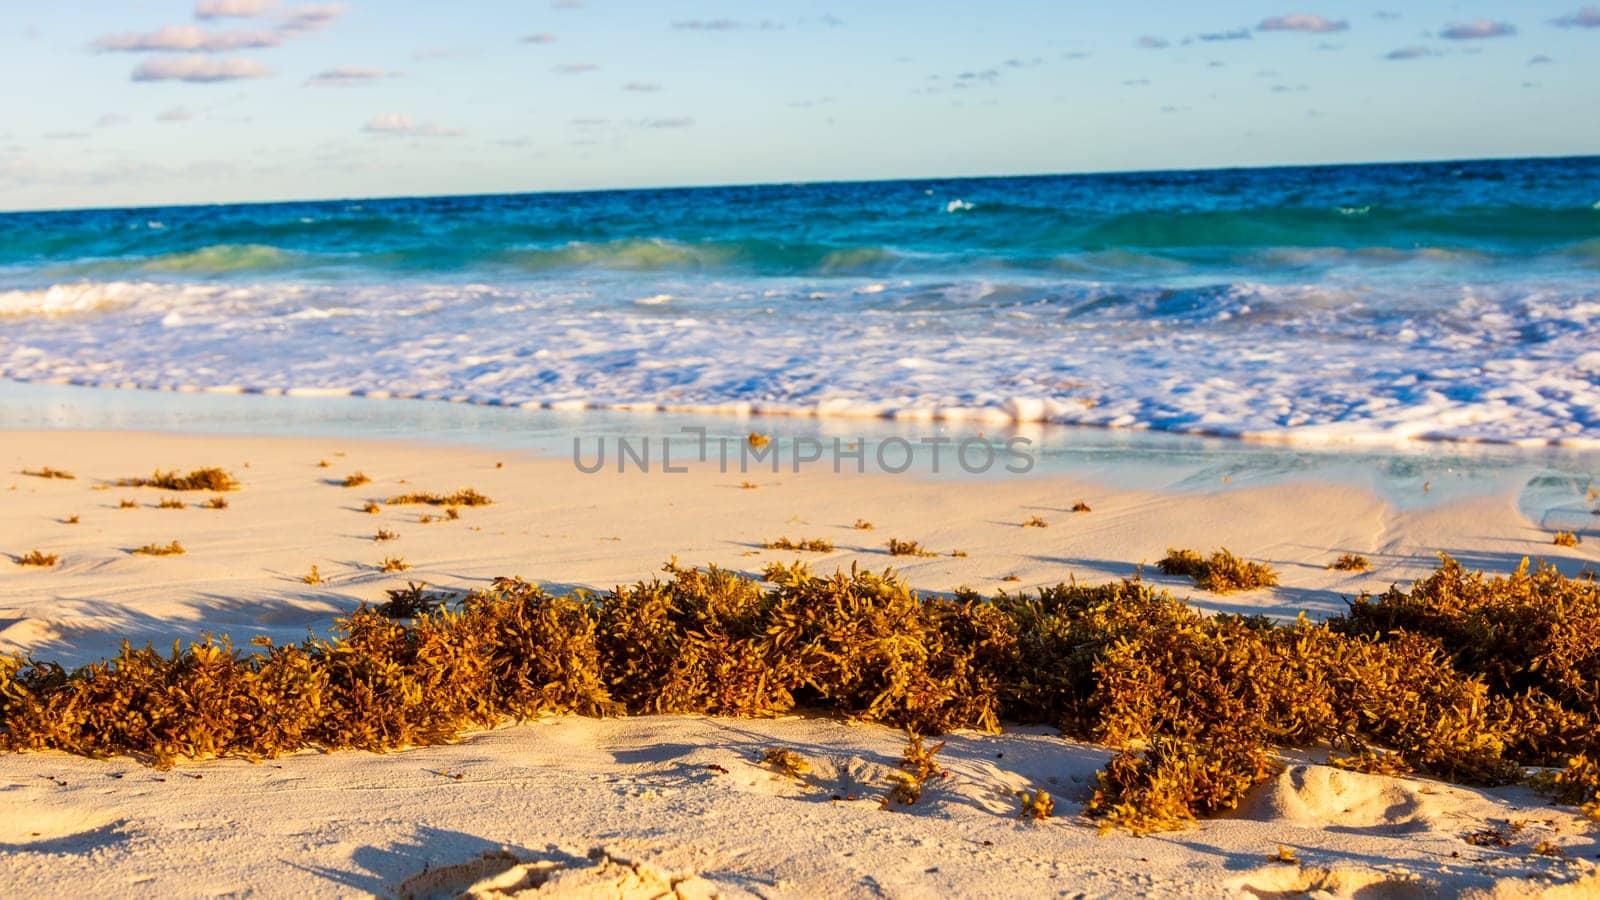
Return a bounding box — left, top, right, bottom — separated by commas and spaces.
3, 156, 1598, 445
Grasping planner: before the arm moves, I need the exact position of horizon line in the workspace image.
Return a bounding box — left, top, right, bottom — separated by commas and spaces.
2, 151, 1596, 217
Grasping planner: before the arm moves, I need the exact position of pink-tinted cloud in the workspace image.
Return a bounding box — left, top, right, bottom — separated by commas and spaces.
363, 113, 463, 138
1257, 13, 1348, 34
94, 25, 282, 52
307, 66, 398, 86
280, 4, 344, 34
194, 0, 273, 19
1439, 20, 1515, 39
131, 57, 272, 82
1552, 6, 1600, 27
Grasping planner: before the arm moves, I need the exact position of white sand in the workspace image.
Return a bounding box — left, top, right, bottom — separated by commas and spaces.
1, 429, 1597, 897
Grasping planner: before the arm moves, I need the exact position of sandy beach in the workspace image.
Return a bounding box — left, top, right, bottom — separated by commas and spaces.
7, 3, 1600, 894
3, 427, 1598, 897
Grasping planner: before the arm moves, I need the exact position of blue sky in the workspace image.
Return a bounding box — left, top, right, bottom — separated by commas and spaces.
1, 2, 1596, 210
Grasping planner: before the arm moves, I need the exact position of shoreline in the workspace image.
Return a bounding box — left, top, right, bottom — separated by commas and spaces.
9, 372, 1600, 451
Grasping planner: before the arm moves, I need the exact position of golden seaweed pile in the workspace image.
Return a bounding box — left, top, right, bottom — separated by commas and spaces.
1, 555, 1597, 833
118, 467, 240, 492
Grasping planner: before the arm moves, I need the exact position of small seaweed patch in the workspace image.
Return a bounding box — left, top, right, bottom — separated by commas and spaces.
1554, 531, 1581, 548
852, 519, 874, 531
887, 538, 938, 558
739, 481, 759, 490
118, 498, 138, 509
1268, 845, 1298, 865
63, 515, 80, 525
1021, 515, 1049, 528
1329, 553, 1371, 572
761, 747, 809, 779
203, 497, 228, 510
13, 550, 59, 568
902, 734, 946, 779
1532, 840, 1566, 858
1020, 789, 1054, 821
445, 507, 460, 521
386, 488, 491, 507
156, 497, 186, 510
130, 541, 185, 557
341, 472, 371, 488
378, 556, 411, 574
1464, 823, 1518, 847
747, 433, 770, 450
374, 529, 399, 542
763, 537, 834, 553
21, 467, 75, 480
317, 459, 330, 469
1158, 547, 1278, 594
362, 501, 381, 515
120, 468, 238, 492
302, 566, 323, 586
1072, 501, 1092, 513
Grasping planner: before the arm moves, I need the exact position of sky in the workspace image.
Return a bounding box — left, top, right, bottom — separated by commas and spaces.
0, 2, 1596, 211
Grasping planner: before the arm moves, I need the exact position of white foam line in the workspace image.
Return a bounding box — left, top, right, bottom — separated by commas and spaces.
6, 373, 1597, 450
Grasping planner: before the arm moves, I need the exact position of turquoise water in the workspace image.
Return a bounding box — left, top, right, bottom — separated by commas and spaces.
3, 156, 1599, 443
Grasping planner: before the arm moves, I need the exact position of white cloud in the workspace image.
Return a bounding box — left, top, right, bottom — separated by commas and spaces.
1529, 54, 1555, 65
1136, 36, 1169, 49
551, 0, 582, 7
157, 106, 194, 122
307, 66, 398, 86
621, 81, 661, 92
280, 4, 344, 34
521, 33, 556, 44
194, 0, 273, 19
95, 113, 129, 128
1552, 6, 1600, 27
131, 57, 272, 82
553, 63, 599, 74
94, 25, 282, 52
1257, 14, 1349, 34
362, 113, 462, 137
1439, 20, 1516, 40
